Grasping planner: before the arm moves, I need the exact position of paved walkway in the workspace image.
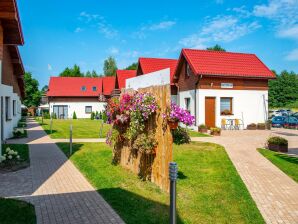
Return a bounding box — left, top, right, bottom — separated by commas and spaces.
0, 118, 124, 224
193, 129, 298, 224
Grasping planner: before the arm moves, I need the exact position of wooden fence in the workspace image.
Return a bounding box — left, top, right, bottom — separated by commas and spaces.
117, 85, 173, 192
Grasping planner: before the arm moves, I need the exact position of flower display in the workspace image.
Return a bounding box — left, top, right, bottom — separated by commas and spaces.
165, 103, 195, 126
0, 147, 21, 164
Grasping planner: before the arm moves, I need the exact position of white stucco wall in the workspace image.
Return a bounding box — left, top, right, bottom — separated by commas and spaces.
49, 101, 106, 119
0, 83, 22, 141
178, 89, 268, 129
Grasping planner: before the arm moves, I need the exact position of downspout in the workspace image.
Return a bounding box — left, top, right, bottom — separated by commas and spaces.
194, 74, 203, 126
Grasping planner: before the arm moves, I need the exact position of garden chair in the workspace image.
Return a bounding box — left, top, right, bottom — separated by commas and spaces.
221, 118, 228, 130
234, 119, 244, 130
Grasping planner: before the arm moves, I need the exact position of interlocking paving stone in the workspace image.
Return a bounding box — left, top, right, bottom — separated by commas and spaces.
0, 118, 124, 224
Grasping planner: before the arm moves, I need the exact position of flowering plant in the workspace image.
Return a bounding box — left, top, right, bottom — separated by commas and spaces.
106, 97, 120, 124
164, 103, 195, 126
0, 147, 21, 164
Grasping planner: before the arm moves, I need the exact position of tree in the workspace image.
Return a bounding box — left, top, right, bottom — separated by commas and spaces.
41, 85, 48, 93
59, 64, 84, 77
125, 62, 138, 70
269, 70, 298, 108
103, 56, 117, 76
206, 44, 226, 52
23, 72, 41, 107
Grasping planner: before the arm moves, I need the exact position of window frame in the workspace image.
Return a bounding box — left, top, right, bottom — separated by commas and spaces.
5, 97, 12, 121
81, 86, 87, 91
13, 100, 16, 116
92, 86, 97, 92
185, 97, 191, 113
220, 97, 233, 115
85, 106, 92, 114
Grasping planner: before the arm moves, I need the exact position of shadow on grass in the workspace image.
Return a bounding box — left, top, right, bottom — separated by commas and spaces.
275, 153, 298, 165
98, 188, 184, 224
178, 171, 187, 180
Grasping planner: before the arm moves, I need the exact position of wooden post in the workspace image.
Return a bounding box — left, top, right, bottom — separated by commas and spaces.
99, 119, 104, 138
69, 124, 73, 156
50, 118, 53, 134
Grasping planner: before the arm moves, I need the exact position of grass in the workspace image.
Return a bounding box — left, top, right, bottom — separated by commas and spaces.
258, 148, 298, 182
2, 144, 30, 162
189, 130, 211, 137
36, 118, 111, 139
57, 142, 264, 224
0, 198, 36, 224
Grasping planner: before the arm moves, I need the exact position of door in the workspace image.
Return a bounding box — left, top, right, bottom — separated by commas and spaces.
205, 97, 216, 128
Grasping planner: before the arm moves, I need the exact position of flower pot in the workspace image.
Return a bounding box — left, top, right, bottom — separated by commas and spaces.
257, 126, 266, 130
268, 143, 288, 152
168, 121, 178, 130
211, 131, 221, 136
247, 125, 257, 130
198, 128, 208, 133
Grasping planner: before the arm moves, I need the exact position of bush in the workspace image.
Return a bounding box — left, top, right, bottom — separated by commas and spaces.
99, 111, 102, 119
102, 111, 107, 123
13, 128, 27, 138
91, 112, 95, 120
210, 127, 221, 135
267, 136, 288, 146
199, 124, 207, 129
171, 127, 191, 145
51, 112, 57, 119
73, 111, 77, 119
43, 112, 50, 119
257, 123, 266, 129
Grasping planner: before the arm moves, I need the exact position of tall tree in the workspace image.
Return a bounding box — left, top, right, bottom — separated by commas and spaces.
269, 70, 298, 107
125, 62, 138, 70
23, 72, 41, 107
41, 85, 48, 93
103, 56, 117, 76
206, 44, 226, 52
59, 64, 84, 77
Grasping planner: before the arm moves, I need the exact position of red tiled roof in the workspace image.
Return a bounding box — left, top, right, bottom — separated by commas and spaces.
116, 70, 137, 89
138, 57, 178, 83
180, 49, 275, 78
47, 77, 103, 97
102, 76, 116, 95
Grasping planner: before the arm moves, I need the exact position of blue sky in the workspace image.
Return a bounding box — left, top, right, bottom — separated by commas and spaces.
18, 0, 298, 88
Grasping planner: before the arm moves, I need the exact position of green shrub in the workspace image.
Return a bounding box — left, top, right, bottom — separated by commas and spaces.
51, 112, 57, 119
91, 112, 95, 120
43, 112, 50, 119
267, 136, 288, 146
199, 124, 207, 129
99, 111, 102, 119
102, 111, 107, 123
171, 127, 191, 145
73, 111, 77, 119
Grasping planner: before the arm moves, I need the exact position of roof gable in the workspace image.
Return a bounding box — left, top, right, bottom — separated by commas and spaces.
138, 57, 178, 83
116, 70, 137, 89
175, 49, 275, 79
102, 76, 116, 95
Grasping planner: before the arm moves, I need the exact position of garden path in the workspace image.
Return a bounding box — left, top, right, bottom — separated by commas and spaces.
0, 118, 124, 224
193, 129, 298, 224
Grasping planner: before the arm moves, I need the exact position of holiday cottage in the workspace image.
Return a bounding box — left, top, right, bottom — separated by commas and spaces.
47, 77, 115, 119
0, 0, 25, 153
174, 49, 276, 128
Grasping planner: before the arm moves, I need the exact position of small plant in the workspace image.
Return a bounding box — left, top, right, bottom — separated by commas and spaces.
164, 103, 195, 127
51, 112, 57, 119
172, 127, 191, 145
91, 112, 95, 120
267, 136, 288, 146
102, 111, 107, 123
221, 109, 232, 115
198, 124, 208, 133
13, 128, 27, 138
0, 147, 21, 165
99, 111, 102, 119
210, 127, 221, 135
247, 123, 257, 130
132, 132, 157, 155
265, 120, 272, 130
73, 111, 77, 119
257, 123, 266, 130
43, 112, 50, 119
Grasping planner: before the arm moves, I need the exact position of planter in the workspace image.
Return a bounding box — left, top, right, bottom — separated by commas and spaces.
168, 121, 178, 130
247, 125, 257, 130
198, 128, 208, 133
211, 131, 221, 136
268, 143, 288, 152
265, 123, 271, 130
257, 126, 266, 130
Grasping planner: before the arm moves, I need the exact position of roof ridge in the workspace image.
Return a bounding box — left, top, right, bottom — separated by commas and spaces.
139, 57, 177, 61
182, 48, 256, 56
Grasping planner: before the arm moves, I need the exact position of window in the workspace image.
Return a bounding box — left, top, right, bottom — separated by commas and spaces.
185, 98, 191, 112
220, 97, 233, 115
13, 100, 16, 116
5, 97, 11, 121
85, 106, 92, 114
81, 86, 86, 91
185, 64, 191, 79
92, 86, 97, 91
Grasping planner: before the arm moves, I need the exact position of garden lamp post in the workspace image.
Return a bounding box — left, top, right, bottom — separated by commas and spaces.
69, 124, 73, 156
169, 162, 178, 224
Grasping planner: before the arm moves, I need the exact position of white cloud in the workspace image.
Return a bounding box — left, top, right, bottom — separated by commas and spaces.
47, 64, 52, 71
74, 27, 83, 33
278, 25, 298, 40
98, 23, 118, 39
215, 0, 224, 4
285, 48, 298, 61
149, 21, 176, 30
179, 15, 260, 49
107, 47, 119, 55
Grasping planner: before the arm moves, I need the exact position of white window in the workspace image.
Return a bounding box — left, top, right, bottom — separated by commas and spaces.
5, 97, 12, 121
85, 106, 92, 114
220, 97, 233, 115
13, 100, 16, 116
185, 98, 191, 112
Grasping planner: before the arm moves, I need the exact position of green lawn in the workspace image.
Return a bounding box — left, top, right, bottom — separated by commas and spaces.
2, 144, 30, 162
189, 130, 211, 137
0, 198, 36, 224
258, 148, 298, 182
57, 142, 264, 224
36, 118, 111, 139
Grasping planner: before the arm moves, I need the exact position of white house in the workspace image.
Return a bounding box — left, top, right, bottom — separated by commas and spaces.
0, 0, 25, 154
47, 77, 116, 119
174, 49, 275, 129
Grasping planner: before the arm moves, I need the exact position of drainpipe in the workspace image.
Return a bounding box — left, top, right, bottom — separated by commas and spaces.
194, 75, 202, 126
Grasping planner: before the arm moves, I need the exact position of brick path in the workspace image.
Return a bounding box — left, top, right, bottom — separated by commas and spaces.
0, 118, 124, 224
193, 129, 298, 224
